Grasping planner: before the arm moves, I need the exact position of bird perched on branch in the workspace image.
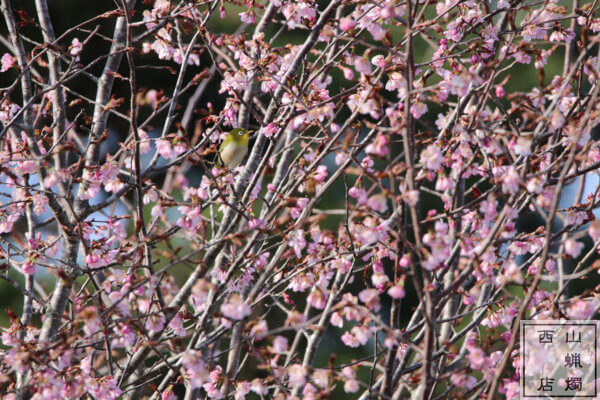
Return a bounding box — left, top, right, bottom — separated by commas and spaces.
219, 127, 250, 168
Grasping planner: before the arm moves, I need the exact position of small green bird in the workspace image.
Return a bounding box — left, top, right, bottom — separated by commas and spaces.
219, 128, 250, 168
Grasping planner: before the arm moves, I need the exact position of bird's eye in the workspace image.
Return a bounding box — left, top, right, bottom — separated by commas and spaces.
239, 131, 243, 135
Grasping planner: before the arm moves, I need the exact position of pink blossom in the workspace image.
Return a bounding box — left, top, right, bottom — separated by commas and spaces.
481, 310, 503, 328
371, 272, 389, 290
248, 218, 266, 230
112, 324, 136, 348
348, 186, 368, 205
70, 38, 82, 61
354, 57, 372, 75
253, 252, 270, 270
281, 2, 316, 29
512, 49, 531, 64
248, 320, 268, 339
399, 254, 410, 268
344, 379, 359, 393
379, 2, 396, 19
566, 299, 598, 320
450, 372, 477, 389
307, 287, 328, 309
462, 292, 474, 305
502, 380, 520, 400
367, 194, 388, 213
260, 123, 278, 138
341, 66, 354, 80
288, 273, 313, 292
330, 312, 343, 328
347, 86, 380, 118
169, 313, 186, 337
202, 381, 222, 399
351, 326, 370, 345
549, 29, 575, 43
468, 347, 487, 370
403, 190, 419, 207
285, 310, 306, 327
387, 285, 405, 299
235, 381, 251, 400
359, 288, 380, 311
156, 139, 176, 159
288, 229, 306, 258
287, 364, 306, 387
331, 257, 352, 274
145, 89, 159, 109
81, 306, 102, 337
221, 294, 251, 320
365, 133, 389, 158
181, 350, 209, 389
565, 239, 584, 258
1, 53, 14, 72
151, 204, 164, 218
88, 376, 122, 400
512, 137, 531, 156
311, 370, 328, 388
21, 259, 36, 275
385, 72, 406, 96
161, 386, 176, 400
501, 167, 521, 194
312, 165, 328, 183
448, 71, 472, 97
239, 10, 256, 24
272, 336, 288, 354
341, 331, 360, 347
371, 54, 386, 69
495, 85, 505, 98
420, 144, 443, 170
521, 23, 546, 43
251, 378, 268, 395
509, 241, 530, 256
340, 367, 355, 381
2, 325, 17, 347
411, 101, 428, 118
339, 16, 355, 31
145, 312, 166, 334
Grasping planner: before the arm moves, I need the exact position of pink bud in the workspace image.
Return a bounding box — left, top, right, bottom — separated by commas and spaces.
342, 67, 354, 80
387, 285, 405, 299
495, 85, 505, 98
399, 254, 410, 268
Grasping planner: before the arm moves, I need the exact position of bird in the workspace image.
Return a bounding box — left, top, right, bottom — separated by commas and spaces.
218, 127, 250, 169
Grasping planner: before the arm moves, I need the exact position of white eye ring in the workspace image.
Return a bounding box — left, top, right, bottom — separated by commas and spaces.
238, 131, 243, 135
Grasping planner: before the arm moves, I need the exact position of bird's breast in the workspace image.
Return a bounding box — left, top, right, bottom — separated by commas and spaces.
221, 142, 248, 168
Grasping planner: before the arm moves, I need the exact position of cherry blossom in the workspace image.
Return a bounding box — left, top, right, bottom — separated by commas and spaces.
1, 53, 14, 72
